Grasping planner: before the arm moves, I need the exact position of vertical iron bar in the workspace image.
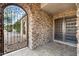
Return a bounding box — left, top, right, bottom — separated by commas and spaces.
9, 9, 11, 45
20, 9, 23, 42
11, 8, 12, 45
17, 8, 19, 49
13, 8, 15, 45
16, 8, 18, 45
7, 9, 9, 50
8, 9, 10, 45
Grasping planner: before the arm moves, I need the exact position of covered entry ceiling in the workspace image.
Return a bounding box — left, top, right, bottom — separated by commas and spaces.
41, 3, 76, 14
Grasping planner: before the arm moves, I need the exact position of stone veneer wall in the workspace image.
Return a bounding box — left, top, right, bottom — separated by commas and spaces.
30, 10, 53, 49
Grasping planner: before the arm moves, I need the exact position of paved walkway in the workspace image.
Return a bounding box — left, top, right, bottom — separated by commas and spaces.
3, 42, 77, 56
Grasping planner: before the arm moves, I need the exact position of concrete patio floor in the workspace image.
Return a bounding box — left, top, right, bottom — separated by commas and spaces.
3, 42, 77, 56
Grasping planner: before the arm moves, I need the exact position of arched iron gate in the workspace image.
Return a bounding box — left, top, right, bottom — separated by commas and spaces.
3, 5, 28, 54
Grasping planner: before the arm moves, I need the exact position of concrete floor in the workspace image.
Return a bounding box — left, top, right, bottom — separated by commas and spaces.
3, 42, 77, 56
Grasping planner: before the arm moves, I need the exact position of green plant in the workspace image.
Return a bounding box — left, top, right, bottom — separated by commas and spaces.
13, 20, 21, 33
5, 25, 13, 32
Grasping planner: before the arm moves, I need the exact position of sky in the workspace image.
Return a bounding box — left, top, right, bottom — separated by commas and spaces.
4, 5, 26, 25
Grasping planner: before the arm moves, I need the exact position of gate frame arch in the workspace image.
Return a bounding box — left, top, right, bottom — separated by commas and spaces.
1, 3, 30, 55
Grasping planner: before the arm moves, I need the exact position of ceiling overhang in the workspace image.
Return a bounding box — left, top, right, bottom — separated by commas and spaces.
41, 3, 76, 14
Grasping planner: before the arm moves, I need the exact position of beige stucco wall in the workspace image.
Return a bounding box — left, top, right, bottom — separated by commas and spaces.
76, 4, 79, 55
53, 8, 77, 19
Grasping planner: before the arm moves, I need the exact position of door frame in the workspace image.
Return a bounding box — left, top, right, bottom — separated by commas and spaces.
21, 15, 29, 47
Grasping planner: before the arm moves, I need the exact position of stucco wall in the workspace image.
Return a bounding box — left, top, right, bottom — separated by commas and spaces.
30, 10, 53, 49
53, 8, 77, 19
76, 4, 79, 55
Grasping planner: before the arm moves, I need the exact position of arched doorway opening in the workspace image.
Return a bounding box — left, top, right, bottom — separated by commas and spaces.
3, 4, 28, 53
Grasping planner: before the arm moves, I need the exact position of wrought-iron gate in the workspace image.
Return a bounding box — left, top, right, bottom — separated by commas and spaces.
4, 5, 27, 53
54, 16, 77, 45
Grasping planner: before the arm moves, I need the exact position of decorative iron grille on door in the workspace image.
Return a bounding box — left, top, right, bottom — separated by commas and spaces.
54, 16, 77, 45
65, 17, 77, 44
55, 18, 63, 41
4, 5, 27, 53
